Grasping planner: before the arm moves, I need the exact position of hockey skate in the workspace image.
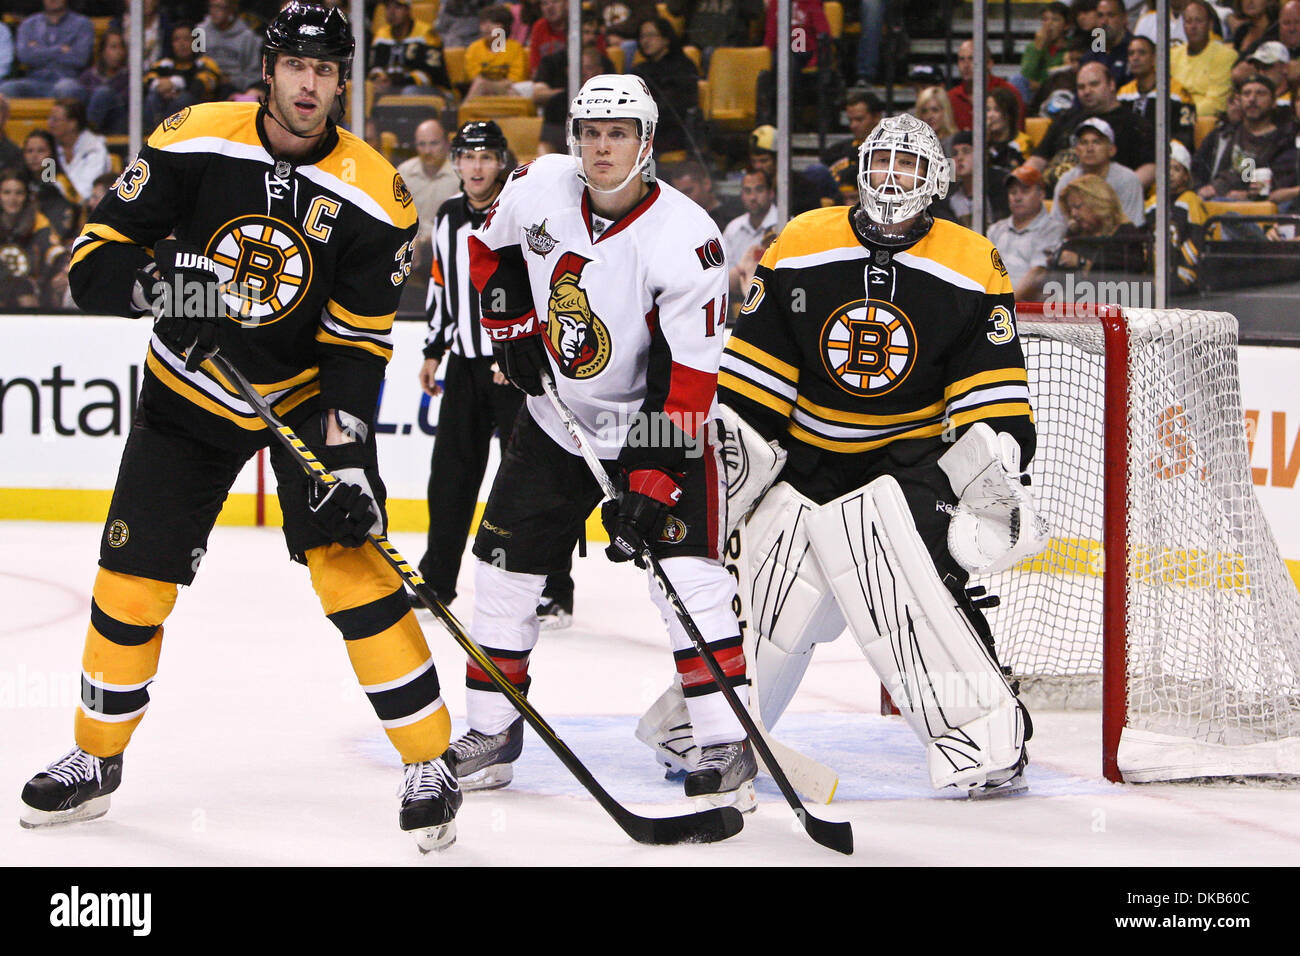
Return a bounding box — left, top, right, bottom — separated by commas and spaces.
20, 747, 123, 829
684, 740, 758, 813
536, 595, 572, 630
967, 748, 1030, 800
400, 757, 462, 853
443, 717, 525, 790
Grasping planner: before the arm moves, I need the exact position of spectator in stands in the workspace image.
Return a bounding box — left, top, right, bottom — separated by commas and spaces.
722, 166, 778, 301
668, 0, 763, 62
931, 131, 1010, 228
756, 0, 832, 126
83, 170, 115, 218
745, 123, 840, 213
369, 0, 453, 98
144, 23, 224, 131
21, 129, 80, 240
0, 0, 94, 101
535, 43, 616, 151
438, 0, 496, 50
199, 0, 263, 96
0, 166, 67, 310
1049, 173, 1149, 272
1280, 0, 1300, 80
855, 0, 886, 85
397, 118, 460, 270
987, 165, 1067, 300
595, 0, 658, 49
0, 96, 22, 173
948, 39, 1025, 132
110, 0, 168, 66
987, 86, 1033, 169
1051, 117, 1146, 225
1136, 0, 1192, 46
81, 29, 129, 135
464, 4, 530, 99
1028, 61, 1156, 188
1231, 0, 1281, 60
1120, 35, 1198, 149
1030, 34, 1088, 116
1069, 0, 1101, 37
1, 19, 14, 83
1233, 39, 1291, 99
1017, 1, 1071, 103
916, 85, 958, 147
1148, 140, 1209, 292
1080, 0, 1134, 85
631, 17, 700, 157
669, 160, 742, 231
1193, 74, 1300, 199
821, 90, 883, 198
49, 98, 109, 202
529, 0, 570, 76
1172, 0, 1240, 117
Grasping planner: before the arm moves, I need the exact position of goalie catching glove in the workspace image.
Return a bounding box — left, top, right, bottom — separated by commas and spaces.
938, 422, 1050, 574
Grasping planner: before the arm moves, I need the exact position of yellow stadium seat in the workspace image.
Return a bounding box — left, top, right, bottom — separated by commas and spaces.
445, 47, 467, 88
1194, 115, 1217, 149
697, 78, 711, 115
457, 97, 538, 125
683, 45, 702, 71
92, 16, 113, 41
607, 45, 625, 72
494, 115, 543, 164
412, 1, 439, 25
1025, 116, 1049, 150
6, 98, 55, 146
376, 94, 447, 115
705, 47, 770, 130
823, 2, 843, 38
1205, 200, 1278, 218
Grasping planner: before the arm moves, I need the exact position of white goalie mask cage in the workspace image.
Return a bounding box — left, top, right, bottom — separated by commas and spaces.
568, 73, 659, 194
857, 114, 951, 225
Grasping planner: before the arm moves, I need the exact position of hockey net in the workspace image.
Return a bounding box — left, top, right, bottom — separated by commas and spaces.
975, 303, 1300, 782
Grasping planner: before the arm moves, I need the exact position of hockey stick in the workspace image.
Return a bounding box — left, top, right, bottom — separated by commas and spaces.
209, 350, 743, 848
540, 372, 853, 855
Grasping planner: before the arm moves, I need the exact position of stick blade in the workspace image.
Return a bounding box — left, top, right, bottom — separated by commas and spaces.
804, 815, 854, 855
622, 806, 745, 846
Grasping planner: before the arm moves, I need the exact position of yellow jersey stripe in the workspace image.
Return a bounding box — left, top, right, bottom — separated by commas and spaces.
948, 401, 1035, 428
718, 371, 794, 417
725, 337, 800, 383
788, 419, 947, 453
203, 360, 321, 397
794, 393, 946, 427
944, 367, 1029, 401
147, 351, 264, 429
326, 299, 397, 333
315, 328, 394, 360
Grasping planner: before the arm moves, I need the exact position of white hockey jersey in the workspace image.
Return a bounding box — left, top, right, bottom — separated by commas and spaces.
470, 153, 728, 462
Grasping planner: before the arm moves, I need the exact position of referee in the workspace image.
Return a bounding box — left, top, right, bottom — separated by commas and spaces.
416, 121, 575, 627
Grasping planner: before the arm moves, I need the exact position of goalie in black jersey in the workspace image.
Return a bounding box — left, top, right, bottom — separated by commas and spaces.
640, 114, 1049, 797
19, 2, 461, 852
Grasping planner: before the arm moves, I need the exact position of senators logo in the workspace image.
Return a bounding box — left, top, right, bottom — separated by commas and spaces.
393, 174, 413, 207
820, 299, 916, 397
205, 215, 312, 326
545, 253, 612, 380
694, 238, 724, 269
163, 107, 190, 131
659, 516, 688, 544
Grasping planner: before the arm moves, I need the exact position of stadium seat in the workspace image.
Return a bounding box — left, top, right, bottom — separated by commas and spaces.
457, 96, 537, 125
445, 47, 467, 88
705, 47, 771, 131
607, 45, 625, 72
656, 3, 687, 38
1025, 116, 1049, 150
1194, 115, 1217, 149
1205, 200, 1278, 218
494, 115, 543, 164
6, 98, 55, 146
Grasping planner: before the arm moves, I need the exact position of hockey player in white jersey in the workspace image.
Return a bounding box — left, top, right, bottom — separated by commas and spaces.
445, 74, 757, 808
639, 114, 1049, 798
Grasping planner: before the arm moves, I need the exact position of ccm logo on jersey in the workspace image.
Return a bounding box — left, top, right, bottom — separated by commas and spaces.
695, 238, 724, 269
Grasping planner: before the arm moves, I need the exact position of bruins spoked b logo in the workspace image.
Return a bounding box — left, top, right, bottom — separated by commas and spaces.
205, 215, 312, 326
545, 252, 612, 379
106, 520, 129, 548
820, 299, 917, 397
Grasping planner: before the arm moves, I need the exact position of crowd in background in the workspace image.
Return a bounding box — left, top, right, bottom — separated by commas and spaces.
2, 0, 1299, 311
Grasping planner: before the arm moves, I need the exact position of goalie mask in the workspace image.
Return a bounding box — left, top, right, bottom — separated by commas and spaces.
568, 74, 658, 194
856, 114, 950, 245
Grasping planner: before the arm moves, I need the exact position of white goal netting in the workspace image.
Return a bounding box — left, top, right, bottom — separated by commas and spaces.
977, 307, 1300, 781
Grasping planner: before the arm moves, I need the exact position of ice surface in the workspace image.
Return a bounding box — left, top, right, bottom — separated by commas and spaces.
4, 522, 1300, 866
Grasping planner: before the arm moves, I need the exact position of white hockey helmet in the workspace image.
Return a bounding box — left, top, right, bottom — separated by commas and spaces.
857, 113, 950, 229
568, 73, 658, 194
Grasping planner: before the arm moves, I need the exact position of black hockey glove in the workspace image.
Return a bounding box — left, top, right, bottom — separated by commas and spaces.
601, 468, 683, 565
138, 239, 224, 373
305, 421, 387, 548
482, 309, 549, 396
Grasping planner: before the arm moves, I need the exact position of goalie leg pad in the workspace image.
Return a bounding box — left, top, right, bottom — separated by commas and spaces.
635, 676, 699, 775
741, 483, 846, 728
805, 476, 1026, 792
718, 403, 787, 534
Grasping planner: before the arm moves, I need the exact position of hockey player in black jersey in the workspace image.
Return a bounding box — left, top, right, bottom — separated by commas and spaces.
641, 113, 1050, 797
415, 120, 576, 627
19, 2, 461, 852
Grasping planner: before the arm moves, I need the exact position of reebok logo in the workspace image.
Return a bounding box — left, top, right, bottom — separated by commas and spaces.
50, 886, 151, 936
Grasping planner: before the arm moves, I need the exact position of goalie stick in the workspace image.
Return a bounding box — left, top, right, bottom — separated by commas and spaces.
209, 349, 743, 849
541, 372, 854, 856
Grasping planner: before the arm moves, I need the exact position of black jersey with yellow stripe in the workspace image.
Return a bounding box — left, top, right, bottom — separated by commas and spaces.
720, 207, 1035, 465
68, 101, 418, 446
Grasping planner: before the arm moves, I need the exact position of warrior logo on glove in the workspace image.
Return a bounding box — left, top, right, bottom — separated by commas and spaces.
545, 253, 611, 379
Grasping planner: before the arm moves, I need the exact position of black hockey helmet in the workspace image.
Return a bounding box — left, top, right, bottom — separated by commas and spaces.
451, 120, 509, 160
264, 2, 355, 80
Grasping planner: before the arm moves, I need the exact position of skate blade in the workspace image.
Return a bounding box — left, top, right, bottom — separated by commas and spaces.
537, 610, 572, 631
458, 763, 513, 792
19, 794, 111, 829
413, 820, 457, 853
967, 772, 1029, 800
691, 780, 757, 815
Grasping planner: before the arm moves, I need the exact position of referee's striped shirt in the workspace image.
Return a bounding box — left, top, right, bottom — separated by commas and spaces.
424, 193, 494, 361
